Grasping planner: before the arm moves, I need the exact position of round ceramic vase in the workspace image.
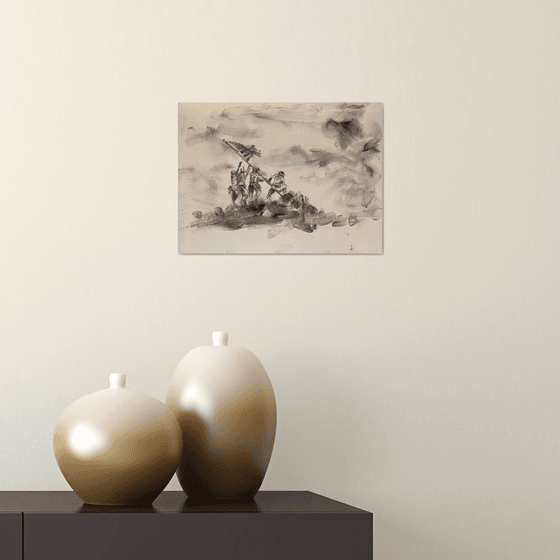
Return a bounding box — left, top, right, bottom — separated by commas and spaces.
166, 332, 277, 501
53, 373, 183, 506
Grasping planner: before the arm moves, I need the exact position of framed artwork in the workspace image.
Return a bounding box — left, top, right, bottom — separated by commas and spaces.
179, 103, 382, 254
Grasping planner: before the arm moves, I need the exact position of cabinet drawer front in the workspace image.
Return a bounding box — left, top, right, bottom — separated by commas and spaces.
0, 513, 22, 560
24, 512, 372, 560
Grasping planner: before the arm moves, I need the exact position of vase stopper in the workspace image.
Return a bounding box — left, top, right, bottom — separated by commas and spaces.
109, 373, 126, 388
212, 332, 229, 346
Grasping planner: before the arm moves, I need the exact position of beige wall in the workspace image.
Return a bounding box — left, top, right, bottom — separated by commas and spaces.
1, 0, 559, 558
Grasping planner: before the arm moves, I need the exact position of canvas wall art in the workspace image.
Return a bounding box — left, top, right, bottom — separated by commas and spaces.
178, 103, 383, 254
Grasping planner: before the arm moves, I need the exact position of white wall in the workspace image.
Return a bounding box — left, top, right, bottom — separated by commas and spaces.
1, 0, 560, 558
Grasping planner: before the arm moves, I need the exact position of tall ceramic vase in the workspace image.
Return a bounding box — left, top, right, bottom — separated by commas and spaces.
53, 373, 183, 506
166, 332, 277, 501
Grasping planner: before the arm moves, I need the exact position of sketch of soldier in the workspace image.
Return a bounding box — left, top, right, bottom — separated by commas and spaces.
285, 190, 299, 207
228, 170, 239, 204
247, 166, 264, 201
236, 162, 249, 205
266, 171, 287, 200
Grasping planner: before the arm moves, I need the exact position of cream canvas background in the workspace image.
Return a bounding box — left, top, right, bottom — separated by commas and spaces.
1, 1, 560, 559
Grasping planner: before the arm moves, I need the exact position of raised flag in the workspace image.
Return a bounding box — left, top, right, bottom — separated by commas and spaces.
224, 140, 261, 161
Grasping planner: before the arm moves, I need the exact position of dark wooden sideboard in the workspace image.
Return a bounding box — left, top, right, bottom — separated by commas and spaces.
0, 491, 372, 559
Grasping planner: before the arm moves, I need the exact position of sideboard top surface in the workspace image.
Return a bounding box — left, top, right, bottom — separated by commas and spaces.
0, 491, 370, 514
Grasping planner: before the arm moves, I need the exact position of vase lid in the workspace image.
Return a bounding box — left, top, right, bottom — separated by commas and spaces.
212, 332, 229, 346
109, 373, 126, 388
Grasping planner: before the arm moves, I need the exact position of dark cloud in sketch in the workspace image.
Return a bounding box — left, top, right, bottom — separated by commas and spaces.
217, 122, 265, 139
307, 149, 355, 167
325, 160, 382, 211
362, 138, 381, 154
185, 127, 220, 147
361, 121, 383, 155
323, 118, 364, 149
203, 108, 267, 138
183, 127, 233, 170
266, 145, 311, 167
264, 145, 358, 170
210, 162, 235, 174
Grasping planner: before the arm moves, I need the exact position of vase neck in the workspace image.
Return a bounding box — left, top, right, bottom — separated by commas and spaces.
212, 332, 229, 346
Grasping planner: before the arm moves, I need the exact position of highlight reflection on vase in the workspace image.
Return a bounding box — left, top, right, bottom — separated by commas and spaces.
166, 332, 277, 501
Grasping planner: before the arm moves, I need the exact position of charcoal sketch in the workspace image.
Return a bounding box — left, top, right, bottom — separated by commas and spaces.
179, 103, 382, 254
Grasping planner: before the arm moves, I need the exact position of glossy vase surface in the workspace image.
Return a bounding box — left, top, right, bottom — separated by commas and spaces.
166, 332, 277, 501
53, 373, 183, 506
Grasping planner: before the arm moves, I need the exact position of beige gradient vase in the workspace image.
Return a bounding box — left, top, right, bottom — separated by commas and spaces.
53, 373, 183, 506
166, 332, 277, 501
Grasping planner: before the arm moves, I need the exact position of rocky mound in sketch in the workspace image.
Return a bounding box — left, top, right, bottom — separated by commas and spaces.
190, 197, 359, 235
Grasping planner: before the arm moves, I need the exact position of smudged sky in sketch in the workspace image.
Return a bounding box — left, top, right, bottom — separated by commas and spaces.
178, 103, 382, 222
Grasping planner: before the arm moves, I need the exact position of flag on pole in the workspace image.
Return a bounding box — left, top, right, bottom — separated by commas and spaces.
224, 141, 261, 161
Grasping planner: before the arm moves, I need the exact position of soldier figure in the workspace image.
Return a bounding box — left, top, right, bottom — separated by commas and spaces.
247, 166, 264, 201
236, 162, 249, 205
266, 171, 287, 199
228, 170, 238, 204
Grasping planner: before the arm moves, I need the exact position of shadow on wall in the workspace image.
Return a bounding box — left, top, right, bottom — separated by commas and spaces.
375, 517, 473, 560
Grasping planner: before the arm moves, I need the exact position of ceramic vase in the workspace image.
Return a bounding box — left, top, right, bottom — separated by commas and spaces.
166, 332, 277, 501
53, 373, 183, 506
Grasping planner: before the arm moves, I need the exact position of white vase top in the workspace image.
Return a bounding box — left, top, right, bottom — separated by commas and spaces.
109, 373, 126, 388
212, 332, 229, 346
